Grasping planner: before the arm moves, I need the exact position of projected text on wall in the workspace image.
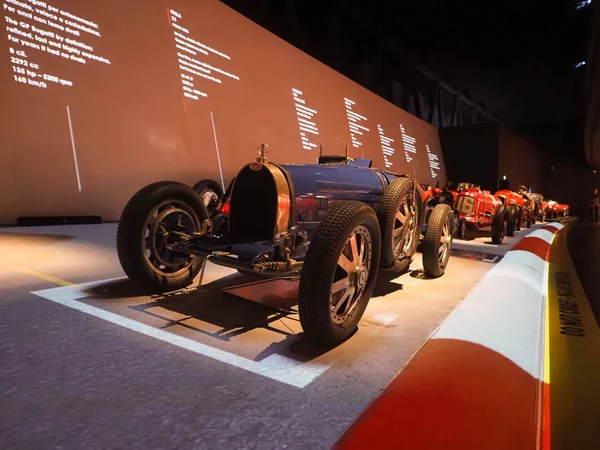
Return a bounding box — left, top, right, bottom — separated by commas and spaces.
400, 124, 417, 163
427, 145, 440, 179
168, 8, 239, 101
377, 124, 395, 169
292, 88, 319, 150
344, 98, 369, 148
3, 0, 110, 89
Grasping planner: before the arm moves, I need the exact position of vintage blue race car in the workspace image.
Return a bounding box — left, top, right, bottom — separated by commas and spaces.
117, 144, 454, 345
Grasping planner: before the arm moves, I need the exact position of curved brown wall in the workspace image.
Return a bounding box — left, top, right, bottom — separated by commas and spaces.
0, 0, 446, 224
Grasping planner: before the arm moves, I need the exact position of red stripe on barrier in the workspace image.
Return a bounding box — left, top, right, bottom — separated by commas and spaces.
511, 237, 552, 261
334, 339, 538, 450
542, 225, 560, 235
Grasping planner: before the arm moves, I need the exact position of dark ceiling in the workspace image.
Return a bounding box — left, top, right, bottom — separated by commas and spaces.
224, 0, 592, 149
388, 0, 590, 131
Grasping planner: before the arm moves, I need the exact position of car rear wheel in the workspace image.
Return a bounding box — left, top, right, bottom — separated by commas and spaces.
422, 204, 453, 278
506, 205, 518, 236
192, 179, 223, 217
379, 177, 422, 273
298, 201, 381, 346
116, 181, 209, 293
491, 204, 508, 244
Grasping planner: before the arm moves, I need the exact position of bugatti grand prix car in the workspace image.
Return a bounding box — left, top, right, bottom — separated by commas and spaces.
116, 144, 454, 345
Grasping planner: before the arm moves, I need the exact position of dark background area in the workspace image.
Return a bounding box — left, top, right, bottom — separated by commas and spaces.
222, 0, 598, 215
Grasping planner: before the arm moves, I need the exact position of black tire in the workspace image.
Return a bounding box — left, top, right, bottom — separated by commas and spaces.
378, 177, 422, 273
116, 181, 209, 293
515, 207, 522, 231
491, 204, 508, 244
192, 179, 223, 217
422, 204, 453, 278
298, 201, 381, 346
456, 218, 467, 240
506, 205, 518, 236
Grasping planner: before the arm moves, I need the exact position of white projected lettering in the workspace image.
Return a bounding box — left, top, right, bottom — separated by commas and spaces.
427, 145, 440, 179
400, 124, 417, 163
377, 124, 395, 169
292, 88, 319, 150
344, 98, 369, 148
3, 0, 110, 89
168, 8, 239, 101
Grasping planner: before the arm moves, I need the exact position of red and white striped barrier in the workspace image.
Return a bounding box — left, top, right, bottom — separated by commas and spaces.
335, 222, 564, 450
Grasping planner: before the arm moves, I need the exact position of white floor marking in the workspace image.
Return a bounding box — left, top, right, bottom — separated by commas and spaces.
372, 313, 397, 326
66, 105, 82, 192
31, 279, 330, 388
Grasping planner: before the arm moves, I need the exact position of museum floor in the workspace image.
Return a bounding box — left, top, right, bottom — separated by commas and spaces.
0, 221, 595, 449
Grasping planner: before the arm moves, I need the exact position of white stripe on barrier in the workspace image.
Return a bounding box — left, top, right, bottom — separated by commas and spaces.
431, 228, 559, 378
502, 250, 548, 276
526, 228, 558, 245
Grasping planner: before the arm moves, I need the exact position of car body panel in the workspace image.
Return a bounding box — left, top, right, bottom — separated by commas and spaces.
455, 186, 502, 228
174, 156, 422, 277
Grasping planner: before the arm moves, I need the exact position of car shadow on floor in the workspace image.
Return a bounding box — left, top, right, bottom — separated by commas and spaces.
81, 274, 334, 363
373, 271, 405, 296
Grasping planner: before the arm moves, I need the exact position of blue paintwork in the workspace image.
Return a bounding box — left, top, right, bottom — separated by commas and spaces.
280, 161, 400, 237
178, 159, 406, 272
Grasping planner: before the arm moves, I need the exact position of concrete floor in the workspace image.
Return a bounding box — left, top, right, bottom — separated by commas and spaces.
0, 223, 541, 450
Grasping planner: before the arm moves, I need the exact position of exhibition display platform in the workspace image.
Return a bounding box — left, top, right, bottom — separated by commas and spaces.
1, 220, 598, 449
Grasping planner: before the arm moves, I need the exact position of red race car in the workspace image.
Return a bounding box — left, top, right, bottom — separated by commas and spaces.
494, 186, 535, 235
544, 201, 570, 219
453, 182, 508, 243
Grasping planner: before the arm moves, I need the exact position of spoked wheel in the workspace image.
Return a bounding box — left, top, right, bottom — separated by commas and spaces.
117, 181, 209, 293
299, 201, 381, 346
379, 177, 422, 273
192, 179, 223, 217
422, 204, 453, 278
330, 225, 373, 325
142, 200, 200, 276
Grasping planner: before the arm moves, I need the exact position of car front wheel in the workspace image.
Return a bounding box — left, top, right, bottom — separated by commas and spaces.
116, 181, 209, 293
298, 201, 381, 346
